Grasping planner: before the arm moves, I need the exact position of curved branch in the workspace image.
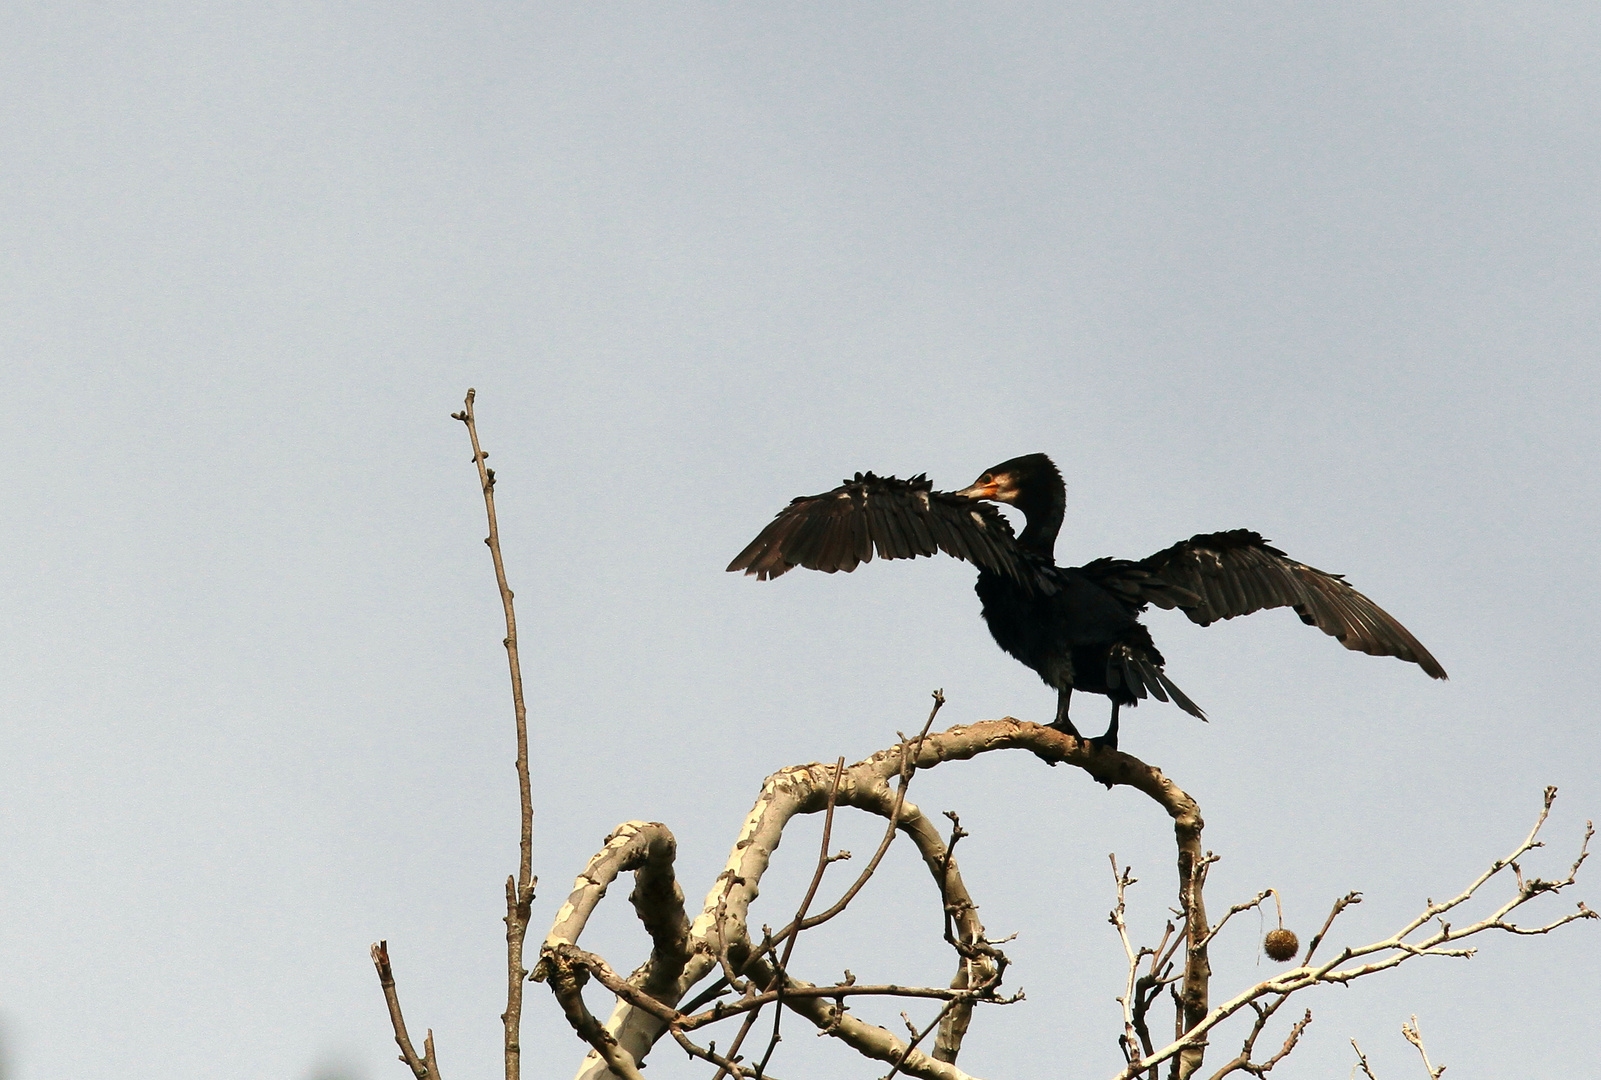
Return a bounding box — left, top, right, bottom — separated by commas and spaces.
562, 719, 1205, 1079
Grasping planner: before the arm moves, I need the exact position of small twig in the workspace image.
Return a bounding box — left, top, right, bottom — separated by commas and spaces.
780, 692, 947, 945
1301, 893, 1363, 966
785, 756, 848, 960
371, 941, 444, 1080
451, 389, 537, 1080
1198, 890, 1272, 950
1258, 1009, 1312, 1073
1202, 1002, 1309, 1080
1350, 1039, 1377, 1080
1133, 919, 1179, 1075
933, 809, 988, 1063
937, 811, 970, 946
882, 998, 965, 1080
1109, 856, 1145, 1064
1401, 1016, 1445, 1079
670, 1027, 788, 1080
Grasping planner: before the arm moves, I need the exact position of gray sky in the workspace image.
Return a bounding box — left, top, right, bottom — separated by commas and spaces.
2, 3, 1598, 1078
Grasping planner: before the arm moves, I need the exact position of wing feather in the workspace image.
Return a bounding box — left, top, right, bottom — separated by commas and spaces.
849, 501, 872, 566
932, 509, 973, 562
869, 498, 900, 559
880, 493, 916, 559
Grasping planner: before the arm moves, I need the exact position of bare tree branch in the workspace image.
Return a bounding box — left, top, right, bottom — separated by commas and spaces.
1400, 1016, 1444, 1079
556, 717, 1201, 1079
544, 949, 648, 1080
372, 391, 543, 1080
1302, 892, 1363, 966
370, 941, 443, 1080
711, 757, 849, 1080
1350, 1039, 1378, 1080
934, 809, 999, 1064
1199, 891, 1273, 952
1202, 1004, 1310, 1080
532, 703, 1591, 1080
1113, 789, 1595, 1080
784, 693, 947, 942
883, 997, 967, 1080
450, 389, 538, 1080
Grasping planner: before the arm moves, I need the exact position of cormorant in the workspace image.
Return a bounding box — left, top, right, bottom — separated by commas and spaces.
728, 453, 1445, 749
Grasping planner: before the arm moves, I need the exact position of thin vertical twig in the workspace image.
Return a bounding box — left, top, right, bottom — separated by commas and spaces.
453, 389, 537, 1080
1401, 1016, 1445, 1079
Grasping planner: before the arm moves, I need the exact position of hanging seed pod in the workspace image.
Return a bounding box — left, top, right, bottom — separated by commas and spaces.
1263, 927, 1299, 962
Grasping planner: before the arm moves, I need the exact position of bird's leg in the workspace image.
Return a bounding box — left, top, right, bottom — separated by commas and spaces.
1091, 701, 1120, 752
1049, 686, 1083, 738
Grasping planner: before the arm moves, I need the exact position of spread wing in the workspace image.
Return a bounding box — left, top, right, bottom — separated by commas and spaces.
727, 472, 1040, 590
1086, 529, 1447, 678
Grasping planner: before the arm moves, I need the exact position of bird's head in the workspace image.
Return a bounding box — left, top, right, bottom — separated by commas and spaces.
954, 453, 1065, 556
953, 453, 1060, 506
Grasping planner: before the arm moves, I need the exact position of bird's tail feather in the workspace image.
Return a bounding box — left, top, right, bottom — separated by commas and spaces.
1112, 649, 1208, 722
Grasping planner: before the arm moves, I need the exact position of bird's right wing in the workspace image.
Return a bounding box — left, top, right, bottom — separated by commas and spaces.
727, 472, 1040, 590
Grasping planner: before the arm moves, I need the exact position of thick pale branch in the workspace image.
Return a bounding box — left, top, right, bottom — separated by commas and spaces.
561, 719, 1200, 1079
738, 954, 986, 1080
544, 949, 648, 1080
626, 831, 693, 1003
544, 821, 683, 951
538, 821, 689, 1079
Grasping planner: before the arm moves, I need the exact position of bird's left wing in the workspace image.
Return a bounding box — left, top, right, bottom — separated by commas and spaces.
727, 472, 1039, 590
1086, 529, 1447, 678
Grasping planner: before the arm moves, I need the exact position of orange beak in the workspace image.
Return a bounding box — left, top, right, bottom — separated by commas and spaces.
953, 478, 1000, 501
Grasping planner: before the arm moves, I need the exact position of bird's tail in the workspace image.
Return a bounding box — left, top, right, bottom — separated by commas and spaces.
1111, 647, 1208, 722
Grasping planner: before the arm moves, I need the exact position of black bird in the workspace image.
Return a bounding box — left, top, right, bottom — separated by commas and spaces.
728, 454, 1446, 749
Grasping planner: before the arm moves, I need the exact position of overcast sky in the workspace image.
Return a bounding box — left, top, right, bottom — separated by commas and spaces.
2, 4, 1598, 1078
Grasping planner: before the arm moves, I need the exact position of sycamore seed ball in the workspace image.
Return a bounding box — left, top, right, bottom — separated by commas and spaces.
1263, 928, 1299, 962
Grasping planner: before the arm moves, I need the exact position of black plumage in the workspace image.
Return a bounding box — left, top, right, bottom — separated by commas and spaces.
728, 453, 1446, 749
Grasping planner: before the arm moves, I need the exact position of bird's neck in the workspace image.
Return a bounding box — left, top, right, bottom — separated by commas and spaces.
1015, 490, 1065, 560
